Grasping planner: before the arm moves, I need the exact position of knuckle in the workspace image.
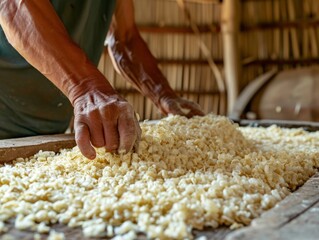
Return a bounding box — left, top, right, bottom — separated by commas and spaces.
74, 125, 84, 134
91, 139, 104, 148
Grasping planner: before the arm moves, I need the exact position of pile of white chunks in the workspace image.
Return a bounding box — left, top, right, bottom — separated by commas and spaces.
1, 114, 319, 239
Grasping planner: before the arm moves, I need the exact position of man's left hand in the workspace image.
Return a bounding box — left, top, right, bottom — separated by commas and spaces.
158, 95, 205, 118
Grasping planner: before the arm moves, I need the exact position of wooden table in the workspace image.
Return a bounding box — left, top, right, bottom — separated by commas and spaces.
226, 173, 319, 240
1, 133, 319, 240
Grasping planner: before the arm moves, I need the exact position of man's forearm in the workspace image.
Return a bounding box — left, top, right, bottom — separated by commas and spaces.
0, 0, 115, 104
107, 25, 177, 107
109, 0, 204, 118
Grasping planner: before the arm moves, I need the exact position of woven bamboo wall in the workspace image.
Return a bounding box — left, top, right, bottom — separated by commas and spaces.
240, 0, 319, 90
98, 0, 319, 120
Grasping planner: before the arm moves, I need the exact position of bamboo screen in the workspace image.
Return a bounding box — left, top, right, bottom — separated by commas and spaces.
98, 0, 319, 120
240, 0, 319, 90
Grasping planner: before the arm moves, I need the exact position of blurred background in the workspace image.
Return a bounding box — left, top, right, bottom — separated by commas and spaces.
98, 0, 319, 121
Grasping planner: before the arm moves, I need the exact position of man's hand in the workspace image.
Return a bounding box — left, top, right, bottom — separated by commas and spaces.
158, 95, 205, 118
73, 91, 141, 159
107, 0, 205, 119
0, 0, 141, 159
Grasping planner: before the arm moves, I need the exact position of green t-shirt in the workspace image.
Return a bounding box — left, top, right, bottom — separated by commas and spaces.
0, 0, 116, 138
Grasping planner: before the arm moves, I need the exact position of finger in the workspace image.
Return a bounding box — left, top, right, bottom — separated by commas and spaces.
133, 115, 142, 152
74, 122, 96, 159
117, 111, 138, 153
186, 107, 205, 118
102, 121, 119, 153
169, 102, 192, 116
86, 112, 105, 148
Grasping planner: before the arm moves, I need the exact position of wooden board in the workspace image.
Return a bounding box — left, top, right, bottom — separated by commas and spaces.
226, 173, 319, 240
233, 119, 319, 132
0, 134, 76, 164
0, 224, 233, 240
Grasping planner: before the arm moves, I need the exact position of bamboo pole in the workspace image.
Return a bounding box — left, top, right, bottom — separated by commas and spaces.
287, 0, 300, 59
306, 0, 319, 58
221, 0, 241, 115
281, 0, 290, 63
303, 1, 310, 59
273, 0, 280, 59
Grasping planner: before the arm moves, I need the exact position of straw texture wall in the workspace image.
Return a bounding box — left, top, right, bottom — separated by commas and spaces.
98, 0, 319, 120
241, 0, 319, 89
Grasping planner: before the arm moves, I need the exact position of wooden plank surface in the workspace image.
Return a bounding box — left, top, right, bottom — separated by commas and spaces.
226, 173, 319, 240
0, 224, 233, 240
234, 119, 319, 132
0, 134, 76, 164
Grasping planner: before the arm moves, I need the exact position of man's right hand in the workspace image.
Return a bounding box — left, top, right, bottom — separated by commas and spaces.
0, 0, 141, 158
73, 91, 141, 159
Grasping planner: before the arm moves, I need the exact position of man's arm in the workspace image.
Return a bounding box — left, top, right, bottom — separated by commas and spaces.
0, 0, 140, 159
107, 0, 204, 118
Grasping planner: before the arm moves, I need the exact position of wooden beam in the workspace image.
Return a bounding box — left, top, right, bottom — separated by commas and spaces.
157, 58, 223, 65
154, 58, 318, 66
221, 0, 241, 114
138, 24, 220, 34
116, 88, 221, 95
242, 19, 319, 31
138, 19, 319, 34
244, 58, 319, 66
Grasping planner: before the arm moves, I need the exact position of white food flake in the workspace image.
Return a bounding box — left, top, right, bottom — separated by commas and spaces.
48, 230, 65, 240
0, 221, 8, 233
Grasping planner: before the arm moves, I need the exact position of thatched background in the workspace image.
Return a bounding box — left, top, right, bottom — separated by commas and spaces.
98, 0, 319, 120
